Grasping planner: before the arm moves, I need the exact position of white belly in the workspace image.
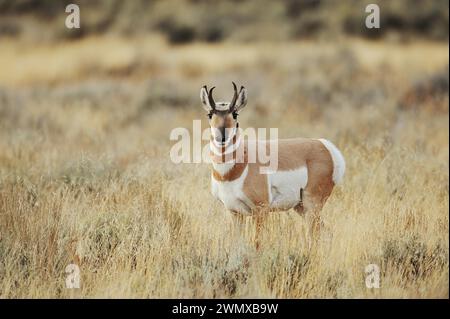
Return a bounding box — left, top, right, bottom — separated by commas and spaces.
268, 166, 308, 210
211, 165, 253, 215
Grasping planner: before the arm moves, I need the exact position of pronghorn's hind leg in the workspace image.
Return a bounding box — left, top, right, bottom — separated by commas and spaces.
305, 204, 323, 240
303, 191, 331, 240
293, 188, 305, 215
302, 176, 334, 240
301, 149, 336, 239
293, 203, 305, 215
292, 187, 322, 242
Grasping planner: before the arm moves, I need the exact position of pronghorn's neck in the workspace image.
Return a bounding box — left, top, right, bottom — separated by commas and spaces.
210, 127, 247, 179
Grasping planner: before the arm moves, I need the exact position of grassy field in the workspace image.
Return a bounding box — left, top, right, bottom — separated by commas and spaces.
0, 35, 448, 298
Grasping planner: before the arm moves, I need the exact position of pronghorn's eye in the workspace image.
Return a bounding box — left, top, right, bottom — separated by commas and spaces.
207, 113, 213, 119
232, 112, 238, 119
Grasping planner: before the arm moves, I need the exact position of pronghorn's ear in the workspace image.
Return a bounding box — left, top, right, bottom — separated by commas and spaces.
200, 86, 213, 112
234, 86, 248, 113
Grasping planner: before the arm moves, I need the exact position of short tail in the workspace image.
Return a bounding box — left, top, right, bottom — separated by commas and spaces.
318, 139, 346, 184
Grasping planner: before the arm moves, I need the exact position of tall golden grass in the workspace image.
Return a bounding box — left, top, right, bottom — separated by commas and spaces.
0, 36, 448, 298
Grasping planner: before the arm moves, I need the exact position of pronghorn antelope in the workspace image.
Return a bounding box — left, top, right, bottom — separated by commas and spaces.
200, 82, 345, 242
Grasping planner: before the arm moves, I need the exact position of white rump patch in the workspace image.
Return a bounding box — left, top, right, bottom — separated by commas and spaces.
318, 139, 346, 184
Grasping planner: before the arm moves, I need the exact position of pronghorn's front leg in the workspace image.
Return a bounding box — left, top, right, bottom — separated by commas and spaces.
252, 207, 269, 251
230, 211, 246, 239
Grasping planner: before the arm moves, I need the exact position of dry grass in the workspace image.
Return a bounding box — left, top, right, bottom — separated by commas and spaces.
0, 35, 448, 298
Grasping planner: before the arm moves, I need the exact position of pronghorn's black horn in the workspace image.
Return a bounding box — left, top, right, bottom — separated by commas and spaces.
208, 86, 216, 109
229, 82, 238, 111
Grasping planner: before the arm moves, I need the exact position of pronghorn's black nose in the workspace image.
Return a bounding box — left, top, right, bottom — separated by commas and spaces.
220, 127, 226, 143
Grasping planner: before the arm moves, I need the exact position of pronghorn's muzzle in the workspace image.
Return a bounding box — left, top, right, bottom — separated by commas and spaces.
212, 127, 236, 146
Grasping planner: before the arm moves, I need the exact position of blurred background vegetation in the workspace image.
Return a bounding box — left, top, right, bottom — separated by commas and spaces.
0, 0, 448, 43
